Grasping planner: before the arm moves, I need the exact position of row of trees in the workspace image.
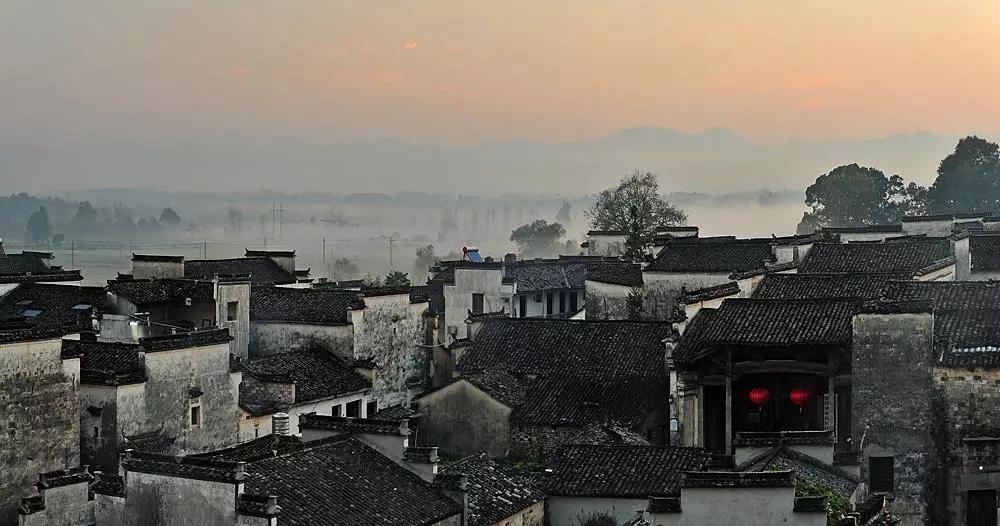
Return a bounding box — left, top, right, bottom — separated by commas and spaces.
23, 202, 185, 244
797, 136, 1000, 232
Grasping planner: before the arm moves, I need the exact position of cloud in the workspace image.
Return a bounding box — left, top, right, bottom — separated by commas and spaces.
403, 41, 420, 49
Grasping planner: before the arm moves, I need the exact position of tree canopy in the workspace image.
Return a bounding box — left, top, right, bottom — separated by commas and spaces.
585, 170, 686, 260
927, 136, 1000, 214
510, 220, 566, 257
25, 207, 52, 243
159, 207, 182, 227
796, 164, 925, 233
385, 270, 411, 287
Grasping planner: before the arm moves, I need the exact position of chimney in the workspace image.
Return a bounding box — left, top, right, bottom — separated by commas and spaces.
503, 253, 517, 265
272, 413, 290, 436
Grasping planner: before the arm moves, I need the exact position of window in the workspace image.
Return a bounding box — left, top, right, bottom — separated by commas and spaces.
546, 293, 553, 315
93, 426, 100, 439
226, 301, 239, 321
333, 405, 343, 417
190, 405, 202, 428
569, 291, 578, 312
472, 293, 484, 314
346, 400, 361, 418
366, 401, 378, 418
869, 456, 894, 492
519, 296, 527, 318
559, 291, 566, 313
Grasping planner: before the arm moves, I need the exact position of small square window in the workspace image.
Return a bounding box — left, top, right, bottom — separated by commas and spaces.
366, 401, 378, 418
333, 405, 343, 417
346, 400, 361, 418
226, 301, 239, 322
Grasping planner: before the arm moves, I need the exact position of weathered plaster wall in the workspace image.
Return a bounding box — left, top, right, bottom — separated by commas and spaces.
132, 260, 184, 280
92, 494, 125, 526
655, 487, 824, 526
238, 412, 272, 443
586, 235, 626, 257
443, 268, 503, 338
642, 272, 732, 321
0, 338, 80, 525
19, 482, 94, 526
585, 281, 632, 320
248, 322, 353, 359
971, 270, 1000, 281
125, 344, 240, 456
952, 237, 971, 280
216, 282, 250, 360
902, 219, 956, 237
352, 295, 429, 407
79, 385, 121, 472
852, 312, 937, 525
546, 496, 647, 526
414, 381, 512, 457
122, 471, 239, 526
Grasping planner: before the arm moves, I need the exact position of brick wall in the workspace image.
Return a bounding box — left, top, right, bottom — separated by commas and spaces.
240, 374, 295, 406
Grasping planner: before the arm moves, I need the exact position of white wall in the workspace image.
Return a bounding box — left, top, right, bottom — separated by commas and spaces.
547, 496, 648, 526
655, 487, 825, 526
443, 268, 503, 337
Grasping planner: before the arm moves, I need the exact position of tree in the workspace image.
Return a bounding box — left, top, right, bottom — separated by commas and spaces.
385, 270, 411, 287
556, 201, 572, 224
927, 136, 1000, 214
413, 245, 437, 283
586, 170, 686, 260
328, 258, 360, 281
74, 201, 98, 227
510, 220, 566, 257
25, 207, 52, 243
796, 163, 926, 233
159, 207, 182, 227
626, 287, 645, 321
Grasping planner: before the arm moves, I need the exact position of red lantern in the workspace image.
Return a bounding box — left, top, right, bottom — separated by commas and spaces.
749, 387, 771, 406
790, 388, 812, 407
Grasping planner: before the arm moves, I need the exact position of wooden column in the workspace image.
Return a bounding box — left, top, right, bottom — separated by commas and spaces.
725, 348, 733, 455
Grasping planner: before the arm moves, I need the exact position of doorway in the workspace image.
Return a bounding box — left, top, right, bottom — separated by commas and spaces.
968, 489, 998, 526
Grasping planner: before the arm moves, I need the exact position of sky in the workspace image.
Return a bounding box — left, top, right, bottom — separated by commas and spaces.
2, 1, 999, 193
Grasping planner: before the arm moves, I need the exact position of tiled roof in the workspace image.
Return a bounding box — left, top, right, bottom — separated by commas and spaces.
879, 280, 1000, 310
567, 422, 651, 446
438, 454, 544, 526
681, 282, 740, 304
464, 370, 528, 408
185, 257, 297, 285
195, 434, 310, 463
675, 299, 859, 363
682, 470, 795, 489
0, 283, 101, 342
459, 318, 672, 377
645, 242, 774, 273
733, 430, 834, 447
737, 446, 859, 497
91, 472, 125, 497
71, 339, 146, 385
503, 261, 588, 291
250, 285, 363, 325
371, 405, 420, 421
107, 278, 214, 306
0, 270, 83, 284
821, 225, 904, 234
237, 494, 281, 519
123, 451, 246, 483
970, 234, 1000, 272
512, 374, 665, 428
903, 212, 988, 222
139, 328, 233, 352
727, 260, 800, 280
132, 254, 184, 262
543, 445, 713, 497
36, 466, 94, 489
245, 438, 462, 526
298, 413, 410, 436
753, 273, 908, 301
935, 309, 1000, 367
799, 241, 952, 273
243, 347, 372, 403
585, 262, 643, 287
0, 252, 52, 274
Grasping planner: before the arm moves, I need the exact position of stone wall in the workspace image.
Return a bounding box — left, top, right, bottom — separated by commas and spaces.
19, 480, 95, 526
492, 500, 544, 526
79, 385, 121, 472
852, 312, 938, 525
352, 295, 430, 407
239, 375, 295, 407
546, 496, 647, 526
415, 380, 512, 457
935, 365, 1000, 524
216, 281, 250, 360
0, 338, 80, 526
248, 321, 354, 359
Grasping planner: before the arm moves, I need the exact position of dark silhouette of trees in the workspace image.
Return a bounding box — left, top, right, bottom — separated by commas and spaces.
510, 220, 566, 257
796, 164, 926, 233
927, 136, 1000, 214
25, 207, 52, 243
586, 170, 686, 260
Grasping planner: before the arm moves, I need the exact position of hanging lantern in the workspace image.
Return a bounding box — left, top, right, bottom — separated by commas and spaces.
790, 388, 813, 406
748, 387, 771, 406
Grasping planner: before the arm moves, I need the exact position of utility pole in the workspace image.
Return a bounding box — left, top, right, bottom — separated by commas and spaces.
203, 240, 207, 259
386, 235, 395, 273
323, 237, 326, 264
70, 240, 74, 268
278, 203, 285, 239
271, 202, 287, 240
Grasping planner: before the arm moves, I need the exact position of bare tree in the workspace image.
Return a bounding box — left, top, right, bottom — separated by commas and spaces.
586, 170, 686, 260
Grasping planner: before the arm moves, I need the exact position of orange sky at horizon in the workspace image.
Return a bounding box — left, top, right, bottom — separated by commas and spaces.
3, 0, 1000, 145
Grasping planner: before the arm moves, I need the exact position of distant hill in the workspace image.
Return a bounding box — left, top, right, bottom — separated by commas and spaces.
3, 127, 995, 195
